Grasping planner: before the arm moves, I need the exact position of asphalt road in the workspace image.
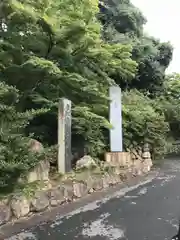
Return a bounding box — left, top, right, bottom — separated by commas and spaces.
3, 160, 180, 240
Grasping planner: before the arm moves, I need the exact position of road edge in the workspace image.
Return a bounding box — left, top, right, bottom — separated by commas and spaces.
0, 169, 159, 239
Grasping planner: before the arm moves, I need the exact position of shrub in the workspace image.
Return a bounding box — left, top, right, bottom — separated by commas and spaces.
0, 81, 45, 192
122, 90, 169, 159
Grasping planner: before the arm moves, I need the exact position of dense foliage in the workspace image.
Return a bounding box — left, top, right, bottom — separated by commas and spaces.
159, 74, 180, 140
0, 81, 45, 190
0, 0, 137, 155
0, 0, 178, 189
99, 0, 176, 157
99, 0, 173, 94
122, 90, 169, 159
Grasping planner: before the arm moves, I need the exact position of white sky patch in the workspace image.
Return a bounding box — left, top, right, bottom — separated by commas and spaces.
131, 0, 180, 73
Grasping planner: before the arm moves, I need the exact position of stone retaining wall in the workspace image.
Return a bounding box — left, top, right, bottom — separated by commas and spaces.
0, 144, 153, 227
0, 163, 152, 227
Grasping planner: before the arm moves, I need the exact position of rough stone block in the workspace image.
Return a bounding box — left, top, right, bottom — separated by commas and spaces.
27, 160, 50, 183
0, 203, 11, 225
76, 155, 97, 170
31, 191, 49, 212
92, 177, 103, 191
112, 174, 121, 184
29, 139, 44, 153
62, 180, 74, 201
73, 182, 88, 198
49, 187, 65, 207
102, 175, 110, 188
85, 175, 95, 193
11, 195, 30, 218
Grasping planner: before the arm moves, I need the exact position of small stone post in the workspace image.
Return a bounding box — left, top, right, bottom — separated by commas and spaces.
142, 143, 151, 159
142, 143, 152, 172
58, 98, 72, 173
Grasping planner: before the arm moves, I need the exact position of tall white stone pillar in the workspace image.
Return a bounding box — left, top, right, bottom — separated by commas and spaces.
109, 86, 123, 152
58, 98, 72, 173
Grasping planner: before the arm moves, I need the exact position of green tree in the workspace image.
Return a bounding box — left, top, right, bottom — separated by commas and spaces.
160, 74, 180, 140
99, 0, 173, 94
122, 90, 169, 159
0, 81, 44, 190
0, 0, 137, 156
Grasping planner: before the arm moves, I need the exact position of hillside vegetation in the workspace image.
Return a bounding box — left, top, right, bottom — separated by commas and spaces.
0, 0, 178, 190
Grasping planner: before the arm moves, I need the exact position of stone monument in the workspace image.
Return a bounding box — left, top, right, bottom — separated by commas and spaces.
58, 98, 72, 173
109, 86, 123, 151
105, 86, 130, 167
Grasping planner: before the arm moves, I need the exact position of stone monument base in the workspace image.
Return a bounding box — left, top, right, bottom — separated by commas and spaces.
105, 152, 132, 168
105, 150, 153, 175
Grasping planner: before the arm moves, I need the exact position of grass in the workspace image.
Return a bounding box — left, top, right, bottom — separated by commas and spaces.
15, 181, 41, 199
0, 180, 48, 201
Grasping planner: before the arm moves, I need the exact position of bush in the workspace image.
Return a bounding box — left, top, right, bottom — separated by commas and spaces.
122, 90, 169, 159
0, 82, 44, 192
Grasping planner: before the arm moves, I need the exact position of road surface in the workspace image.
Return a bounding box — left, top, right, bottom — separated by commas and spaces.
3, 160, 180, 240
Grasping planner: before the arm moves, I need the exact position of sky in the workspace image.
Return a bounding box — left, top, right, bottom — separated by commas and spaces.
131, 0, 180, 73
